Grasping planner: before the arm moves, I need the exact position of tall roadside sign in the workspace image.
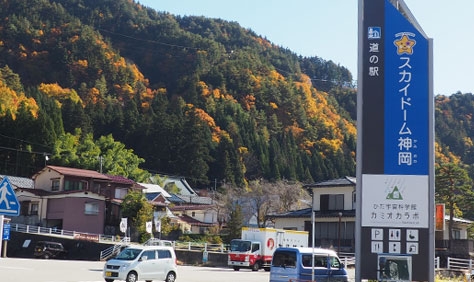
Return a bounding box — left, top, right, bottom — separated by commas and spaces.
356, 0, 434, 281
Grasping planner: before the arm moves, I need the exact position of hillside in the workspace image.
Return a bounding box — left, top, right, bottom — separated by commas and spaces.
0, 0, 388, 188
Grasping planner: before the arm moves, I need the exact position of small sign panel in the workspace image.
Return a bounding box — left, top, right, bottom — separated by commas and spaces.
3, 223, 10, 240
435, 204, 445, 231
361, 174, 429, 228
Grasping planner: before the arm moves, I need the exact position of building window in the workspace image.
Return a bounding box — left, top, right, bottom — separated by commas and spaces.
115, 188, 128, 199
320, 194, 344, 211
352, 192, 356, 209
64, 180, 86, 191
452, 229, 461, 239
51, 179, 60, 191
192, 212, 196, 217
85, 202, 99, 215
20, 201, 30, 216
30, 202, 39, 215
92, 183, 101, 194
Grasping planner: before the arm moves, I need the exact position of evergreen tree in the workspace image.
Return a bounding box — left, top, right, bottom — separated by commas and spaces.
172, 108, 213, 187
227, 204, 243, 241
436, 163, 474, 251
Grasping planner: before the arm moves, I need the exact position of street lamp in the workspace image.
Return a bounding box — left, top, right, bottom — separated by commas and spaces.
338, 212, 342, 255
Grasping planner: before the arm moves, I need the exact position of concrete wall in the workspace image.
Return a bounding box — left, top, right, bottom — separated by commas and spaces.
175, 249, 228, 267
5, 231, 229, 267
6, 231, 115, 261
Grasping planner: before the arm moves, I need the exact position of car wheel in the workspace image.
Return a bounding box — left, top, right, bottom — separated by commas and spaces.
233, 266, 240, 271
252, 261, 260, 271
105, 279, 114, 282
43, 253, 50, 259
165, 271, 176, 282
125, 271, 138, 282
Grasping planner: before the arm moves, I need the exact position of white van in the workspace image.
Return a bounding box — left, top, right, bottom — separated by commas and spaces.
103, 245, 178, 282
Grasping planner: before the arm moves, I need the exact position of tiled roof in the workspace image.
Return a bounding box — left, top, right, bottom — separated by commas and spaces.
105, 174, 137, 185
145, 192, 169, 206
34, 165, 109, 180
0, 175, 34, 189
169, 204, 214, 211
16, 187, 52, 196
304, 176, 356, 189
176, 194, 213, 205
167, 194, 186, 204
106, 174, 144, 189
140, 183, 171, 197
145, 192, 162, 201
177, 214, 214, 226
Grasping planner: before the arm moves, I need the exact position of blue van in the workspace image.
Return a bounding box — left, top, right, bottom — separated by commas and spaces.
269, 247, 348, 282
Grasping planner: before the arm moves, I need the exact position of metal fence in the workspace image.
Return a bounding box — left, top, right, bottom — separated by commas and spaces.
10, 223, 117, 243
447, 257, 473, 273
339, 252, 356, 267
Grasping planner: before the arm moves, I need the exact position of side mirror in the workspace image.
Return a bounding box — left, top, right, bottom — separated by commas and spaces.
340, 263, 345, 269
140, 256, 148, 261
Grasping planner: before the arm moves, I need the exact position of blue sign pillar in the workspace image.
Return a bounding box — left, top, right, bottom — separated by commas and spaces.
356, 0, 434, 281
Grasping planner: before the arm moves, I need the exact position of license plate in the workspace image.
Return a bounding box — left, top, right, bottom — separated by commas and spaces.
105, 272, 112, 277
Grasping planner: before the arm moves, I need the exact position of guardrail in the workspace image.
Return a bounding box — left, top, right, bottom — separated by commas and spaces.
174, 241, 227, 253
99, 237, 131, 261
10, 223, 117, 243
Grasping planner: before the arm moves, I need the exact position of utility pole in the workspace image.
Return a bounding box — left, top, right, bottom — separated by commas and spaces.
98, 156, 103, 173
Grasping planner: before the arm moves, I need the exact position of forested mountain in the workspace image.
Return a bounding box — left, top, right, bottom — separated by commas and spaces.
2, 0, 470, 190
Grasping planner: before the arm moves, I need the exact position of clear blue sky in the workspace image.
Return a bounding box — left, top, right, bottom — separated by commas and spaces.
137, 0, 474, 96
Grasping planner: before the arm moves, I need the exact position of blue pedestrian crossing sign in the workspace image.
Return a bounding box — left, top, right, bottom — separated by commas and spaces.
0, 177, 20, 216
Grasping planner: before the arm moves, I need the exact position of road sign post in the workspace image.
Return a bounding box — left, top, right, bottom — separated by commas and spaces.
0, 177, 21, 258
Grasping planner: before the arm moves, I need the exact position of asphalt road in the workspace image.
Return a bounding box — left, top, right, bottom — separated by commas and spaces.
0, 257, 355, 282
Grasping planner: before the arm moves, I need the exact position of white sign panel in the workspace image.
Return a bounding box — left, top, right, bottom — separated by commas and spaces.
146, 221, 153, 234
361, 174, 428, 227
120, 218, 127, 233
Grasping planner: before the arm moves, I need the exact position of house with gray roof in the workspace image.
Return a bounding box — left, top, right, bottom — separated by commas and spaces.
269, 176, 356, 251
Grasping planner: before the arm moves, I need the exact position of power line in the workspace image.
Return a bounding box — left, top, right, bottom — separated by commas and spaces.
0, 145, 50, 156
98, 28, 202, 51
98, 28, 357, 88
0, 133, 52, 152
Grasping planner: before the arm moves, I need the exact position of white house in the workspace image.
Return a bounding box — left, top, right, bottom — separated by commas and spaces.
270, 177, 356, 251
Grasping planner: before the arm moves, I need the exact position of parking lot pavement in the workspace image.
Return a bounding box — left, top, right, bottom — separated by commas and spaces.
1, 257, 355, 282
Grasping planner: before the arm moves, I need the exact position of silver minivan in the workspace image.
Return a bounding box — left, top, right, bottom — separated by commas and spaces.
103, 245, 178, 282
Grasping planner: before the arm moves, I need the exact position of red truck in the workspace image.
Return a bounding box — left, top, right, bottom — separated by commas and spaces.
228, 227, 308, 271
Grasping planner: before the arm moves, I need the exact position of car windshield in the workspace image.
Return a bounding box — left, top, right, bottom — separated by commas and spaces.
230, 240, 251, 252
271, 250, 297, 268
115, 248, 142, 260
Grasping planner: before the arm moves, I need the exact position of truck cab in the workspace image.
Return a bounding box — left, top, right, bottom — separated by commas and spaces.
228, 239, 264, 271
